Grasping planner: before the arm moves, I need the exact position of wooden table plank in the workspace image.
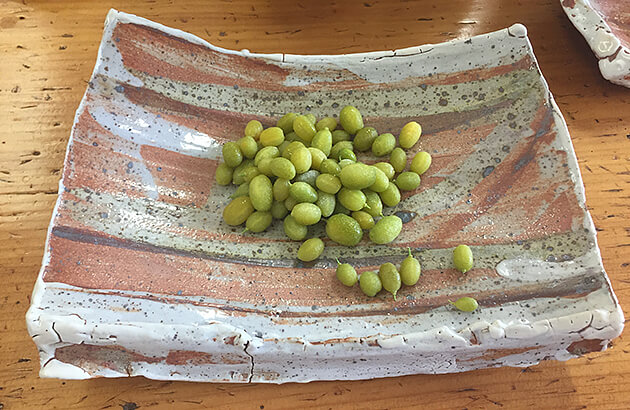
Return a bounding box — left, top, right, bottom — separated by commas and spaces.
1, 0, 628, 408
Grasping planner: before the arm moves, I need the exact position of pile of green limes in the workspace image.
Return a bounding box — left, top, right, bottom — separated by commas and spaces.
217, 106, 432, 262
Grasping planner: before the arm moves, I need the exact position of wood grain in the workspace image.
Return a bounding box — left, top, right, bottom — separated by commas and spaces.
1, 0, 628, 408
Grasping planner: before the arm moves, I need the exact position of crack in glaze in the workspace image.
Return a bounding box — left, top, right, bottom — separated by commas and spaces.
51, 322, 63, 344
244, 341, 254, 383
371, 48, 435, 61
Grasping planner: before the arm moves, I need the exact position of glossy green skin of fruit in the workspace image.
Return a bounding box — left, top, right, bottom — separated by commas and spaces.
311, 129, 332, 157
320, 159, 341, 176
453, 244, 474, 273
289, 181, 318, 203
294, 170, 320, 188
305, 113, 317, 124
215, 163, 233, 186
245, 211, 273, 233
245, 120, 264, 139
338, 188, 367, 212
270, 157, 297, 180
277, 142, 289, 160
410, 151, 432, 175
297, 238, 325, 262
369, 215, 403, 244
334, 201, 351, 216
331, 141, 354, 160
293, 115, 317, 143
283, 215, 308, 241
316, 117, 337, 132
232, 160, 254, 184
336, 261, 358, 287
354, 126, 378, 152
339, 163, 376, 190
256, 158, 273, 177
338, 148, 357, 162
308, 147, 326, 170
231, 182, 250, 199
338, 159, 354, 169
395, 171, 421, 191
316, 174, 342, 194
378, 263, 401, 299
273, 178, 291, 201
379, 182, 401, 207
325, 214, 363, 246
271, 200, 289, 219
371, 133, 396, 157
254, 146, 280, 166
351, 211, 375, 230
282, 141, 305, 159
291, 203, 322, 225
278, 141, 291, 157
400, 249, 421, 286
276, 112, 299, 134
399, 121, 422, 149
316, 191, 336, 217
331, 129, 352, 144
284, 196, 298, 212
369, 166, 389, 193
374, 162, 395, 180
339, 105, 364, 134
234, 165, 260, 185
260, 126, 285, 147
451, 296, 478, 312
363, 190, 384, 217
238, 136, 259, 159
390, 147, 407, 173
291, 147, 312, 174
359, 271, 382, 297
248, 174, 273, 212
223, 196, 254, 226
223, 142, 243, 168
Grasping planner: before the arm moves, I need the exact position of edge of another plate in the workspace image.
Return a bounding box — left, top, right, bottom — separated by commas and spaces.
561, 0, 630, 87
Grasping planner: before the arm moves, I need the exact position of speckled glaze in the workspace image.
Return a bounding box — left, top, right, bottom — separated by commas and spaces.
27, 10, 623, 383
562, 0, 630, 87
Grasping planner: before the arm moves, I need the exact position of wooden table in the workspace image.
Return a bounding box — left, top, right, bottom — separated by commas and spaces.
1, 0, 629, 408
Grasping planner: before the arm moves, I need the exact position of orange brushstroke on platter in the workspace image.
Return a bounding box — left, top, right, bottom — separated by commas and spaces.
140, 144, 216, 207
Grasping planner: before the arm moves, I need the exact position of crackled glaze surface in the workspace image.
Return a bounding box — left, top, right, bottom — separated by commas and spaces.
26, 10, 623, 383
562, 0, 630, 87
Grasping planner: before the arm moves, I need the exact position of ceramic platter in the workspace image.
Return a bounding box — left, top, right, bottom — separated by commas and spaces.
561, 0, 630, 87
27, 9, 623, 383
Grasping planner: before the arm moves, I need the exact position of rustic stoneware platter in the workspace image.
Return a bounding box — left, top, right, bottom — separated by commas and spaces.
26, 9, 624, 383
561, 0, 630, 87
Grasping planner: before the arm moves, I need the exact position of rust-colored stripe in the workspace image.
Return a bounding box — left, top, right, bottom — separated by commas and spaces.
113, 22, 290, 90
43, 226, 603, 317
114, 22, 534, 92
140, 144, 216, 207
55, 344, 249, 377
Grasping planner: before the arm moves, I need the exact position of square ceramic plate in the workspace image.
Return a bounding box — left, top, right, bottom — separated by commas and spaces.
562, 0, 630, 87
27, 9, 623, 383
